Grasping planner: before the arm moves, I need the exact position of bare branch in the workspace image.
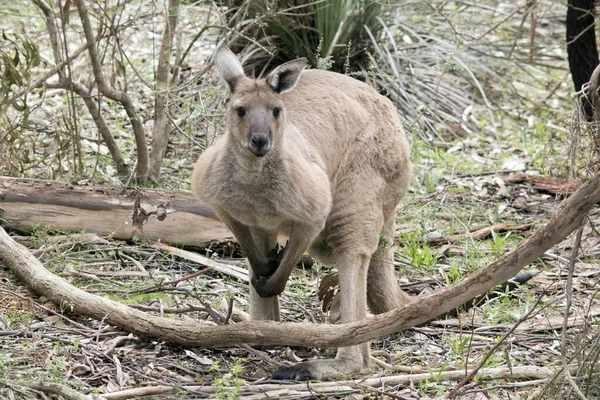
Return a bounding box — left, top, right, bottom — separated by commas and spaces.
47, 80, 131, 178
73, 0, 148, 182
149, 0, 180, 181
31, 0, 130, 180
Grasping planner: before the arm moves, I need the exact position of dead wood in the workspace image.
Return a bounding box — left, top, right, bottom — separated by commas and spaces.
95, 365, 560, 398
17, 366, 556, 399
0, 176, 233, 247
427, 222, 532, 245
502, 172, 579, 194
1, 171, 599, 348
431, 304, 600, 332
19, 381, 91, 400
152, 242, 249, 282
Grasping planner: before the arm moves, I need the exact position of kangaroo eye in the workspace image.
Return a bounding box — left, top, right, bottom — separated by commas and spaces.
273, 107, 281, 118
236, 107, 246, 117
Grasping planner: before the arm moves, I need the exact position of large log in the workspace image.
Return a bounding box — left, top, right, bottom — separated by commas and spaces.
0, 176, 233, 247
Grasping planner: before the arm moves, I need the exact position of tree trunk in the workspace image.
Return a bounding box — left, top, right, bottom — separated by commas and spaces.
567, 0, 599, 119
0, 176, 232, 247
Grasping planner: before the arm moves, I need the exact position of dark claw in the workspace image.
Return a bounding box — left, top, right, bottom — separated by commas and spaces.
272, 365, 314, 381
265, 242, 287, 275
251, 274, 268, 294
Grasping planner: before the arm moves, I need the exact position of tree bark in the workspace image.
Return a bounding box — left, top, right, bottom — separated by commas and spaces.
0, 176, 232, 247
149, 0, 180, 182
567, 0, 599, 119
1, 172, 599, 348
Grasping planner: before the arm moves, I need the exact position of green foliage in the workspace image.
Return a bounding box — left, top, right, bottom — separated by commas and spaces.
0, 30, 41, 111
400, 230, 438, 272
210, 359, 246, 399
419, 170, 442, 194
272, 0, 382, 71
45, 355, 71, 383
223, 0, 384, 73
444, 264, 463, 285
489, 230, 511, 257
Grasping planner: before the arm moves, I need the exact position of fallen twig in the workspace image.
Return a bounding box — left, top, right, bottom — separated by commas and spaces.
427, 223, 531, 245
152, 242, 249, 282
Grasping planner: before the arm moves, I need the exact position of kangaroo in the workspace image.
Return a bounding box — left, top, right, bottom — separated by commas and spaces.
192, 46, 412, 380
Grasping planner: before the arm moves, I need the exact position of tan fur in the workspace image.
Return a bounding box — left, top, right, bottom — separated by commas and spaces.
192, 47, 412, 380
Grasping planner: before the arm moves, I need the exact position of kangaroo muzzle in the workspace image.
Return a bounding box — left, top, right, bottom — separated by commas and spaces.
248, 134, 271, 156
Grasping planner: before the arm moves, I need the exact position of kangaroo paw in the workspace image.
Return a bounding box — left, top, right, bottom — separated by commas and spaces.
272, 365, 314, 381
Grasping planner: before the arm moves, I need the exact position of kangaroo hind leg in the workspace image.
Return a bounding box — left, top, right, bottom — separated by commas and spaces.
367, 208, 412, 314
272, 251, 370, 380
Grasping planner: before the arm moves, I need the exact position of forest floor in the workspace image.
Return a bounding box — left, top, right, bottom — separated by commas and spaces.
1, 1, 600, 399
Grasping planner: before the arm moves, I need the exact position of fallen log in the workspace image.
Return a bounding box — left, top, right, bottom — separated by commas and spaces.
0, 176, 233, 247
1, 171, 599, 348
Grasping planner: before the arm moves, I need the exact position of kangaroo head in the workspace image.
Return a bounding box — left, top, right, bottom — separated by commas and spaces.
214, 46, 306, 157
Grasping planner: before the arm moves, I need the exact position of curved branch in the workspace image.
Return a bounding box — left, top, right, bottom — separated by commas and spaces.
73, 0, 148, 182
1, 172, 600, 348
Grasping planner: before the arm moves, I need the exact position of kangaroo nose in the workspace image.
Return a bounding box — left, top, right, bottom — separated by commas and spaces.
249, 135, 270, 156
251, 135, 269, 149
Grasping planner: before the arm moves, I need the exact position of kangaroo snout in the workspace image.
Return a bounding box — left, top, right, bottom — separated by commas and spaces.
248, 134, 271, 156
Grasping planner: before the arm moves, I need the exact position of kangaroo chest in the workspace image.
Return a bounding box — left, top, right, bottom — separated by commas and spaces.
215, 169, 294, 230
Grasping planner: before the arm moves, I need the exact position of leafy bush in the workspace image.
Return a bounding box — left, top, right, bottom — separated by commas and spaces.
219, 0, 383, 73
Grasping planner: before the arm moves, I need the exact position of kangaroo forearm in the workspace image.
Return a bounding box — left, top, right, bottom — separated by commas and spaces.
217, 211, 267, 270
252, 229, 316, 298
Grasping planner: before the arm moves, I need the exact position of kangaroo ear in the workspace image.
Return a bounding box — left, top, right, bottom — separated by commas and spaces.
266, 58, 307, 93
214, 46, 245, 92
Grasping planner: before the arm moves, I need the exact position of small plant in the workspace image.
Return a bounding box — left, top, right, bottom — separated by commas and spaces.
445, 264, 463, 285
420, 170, 441, 194
0, 30, 41, 109
400, 230, 438, 272
448, 336, 471, 362
45, 355, 71, 383
211, 359, 246, 399
489, 230, 511, 257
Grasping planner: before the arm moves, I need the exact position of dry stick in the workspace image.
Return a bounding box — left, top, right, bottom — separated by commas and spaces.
128, 304, 206, 314
97, 366, 561, 397
19, 381, 91, 400
427, 223, 531, 245
0, 288, 91, 331
456, 379, 548, 398
140, 265, 215, 291
73, 0, 148, 182
2, 173, 600, 348
561, 226, 589, 400
2, 41, 89, 110
584, 328, 600, 397
45, 80, 131, 178
528, 0, 537, 64
152, 242, 249, 282
355, 384, 410, 400
447, 291, 546, 398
